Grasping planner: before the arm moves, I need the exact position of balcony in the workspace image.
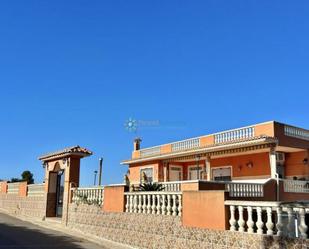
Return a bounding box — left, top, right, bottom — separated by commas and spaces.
135, 125, 259, 159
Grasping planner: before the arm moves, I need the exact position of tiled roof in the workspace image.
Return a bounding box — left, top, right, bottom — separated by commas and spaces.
38, 145, 92, 161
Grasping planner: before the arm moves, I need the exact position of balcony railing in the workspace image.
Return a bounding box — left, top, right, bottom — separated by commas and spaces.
71, 187, 104, 206
284, 125, 309, 141
225, 200, 309, 238
161, 181, 181, 192
140, 146, 161, 157
171, 138, 200, 152
124, 192, 182, 216
283, 179, 309, 193
226, 182, 264, 197
214, 126, 255, 144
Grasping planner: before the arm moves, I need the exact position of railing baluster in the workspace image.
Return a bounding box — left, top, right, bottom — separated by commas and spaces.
256, 207, 264, 235
247, 206, 254, 233
266, 207, 274, 235
238, 206, 245, 232
229, 205, 236, 231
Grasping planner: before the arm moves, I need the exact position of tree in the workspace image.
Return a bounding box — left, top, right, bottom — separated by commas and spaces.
21, 170, 34, 184
10, 178, 20, 183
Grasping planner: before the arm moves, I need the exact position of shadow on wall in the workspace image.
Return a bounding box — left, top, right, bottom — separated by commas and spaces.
0, 215, 88, 249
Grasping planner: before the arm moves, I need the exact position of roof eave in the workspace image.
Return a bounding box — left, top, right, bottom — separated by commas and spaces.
121, 137, 278, 165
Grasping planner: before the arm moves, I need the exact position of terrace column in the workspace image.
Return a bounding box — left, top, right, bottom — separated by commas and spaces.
206, 156, 211, 181
163, 162, 169, 182
269, 147, 277, 178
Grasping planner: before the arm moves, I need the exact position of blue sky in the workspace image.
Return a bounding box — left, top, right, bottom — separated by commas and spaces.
0, 1, 308, 186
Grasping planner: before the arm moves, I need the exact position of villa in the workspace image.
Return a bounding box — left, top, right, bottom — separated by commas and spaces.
122, 121, 309, 188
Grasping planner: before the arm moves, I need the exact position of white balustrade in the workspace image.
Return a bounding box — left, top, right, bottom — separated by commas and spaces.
284, 125, 309, 141
214, 126, 255, 144
7, 182, 20, 195
72, 187, 104, 206
225, 200, 309, 238
140, 146, 161, 157
171, 138, 200, 151
283, 179, 309, 193
124, 192, 182, 217
226, 182, 264, 197
161, 181, 181, 192
27, 184, 45, 197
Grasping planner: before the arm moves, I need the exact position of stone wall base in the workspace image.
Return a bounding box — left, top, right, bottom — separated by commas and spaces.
67, 204, 309, 249
0, 193, 46, 219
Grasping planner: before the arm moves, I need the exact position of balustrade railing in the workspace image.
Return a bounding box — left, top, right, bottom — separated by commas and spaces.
225, 200, 309, 238
161, 181, 181, 192
140, 146, 161, 157
284, 125, 309, 141
226, 182, 264, 197
124, 192, 182, 216
283, 179, 309, 193
71, 187, 104, 206
214, 126, 255, 144
27, 184, 45, 197
7, 182, 20, 195
171, 138, 200, 152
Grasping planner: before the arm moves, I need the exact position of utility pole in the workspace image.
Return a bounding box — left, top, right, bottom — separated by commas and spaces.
98, 157, 103, 186
93, 170, 98, 186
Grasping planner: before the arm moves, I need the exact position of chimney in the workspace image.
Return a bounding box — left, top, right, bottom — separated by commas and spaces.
134, 137, 142, 151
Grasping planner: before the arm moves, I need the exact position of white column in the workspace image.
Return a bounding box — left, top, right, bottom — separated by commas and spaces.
229, 205, 236, 231
206, 156, 211, 181
163, 162, 168, 182
138, 195, 142, 213
133, 195, 138, 213
287, 207, 294, 237
269, 147, 277, 178
151, 195, 156, 214
161, 194, 166, 215
298, 208, 308, 239
247, 206, 254, 233
167, 194, 172, 216
256, 207, 264, 235
142, 194, 147, 214
156, 194, 161, 214
147, 194, 151, 214
178, 194, 182, 217
129, 195, 134, 213
276, 207, 284, 236
172, 194, 177, 216
238, 206, 245, 232
266, 207, 274, 235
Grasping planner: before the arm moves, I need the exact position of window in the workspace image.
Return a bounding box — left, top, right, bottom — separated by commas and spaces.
140, 168, 153, 183
212, 167, 232, 181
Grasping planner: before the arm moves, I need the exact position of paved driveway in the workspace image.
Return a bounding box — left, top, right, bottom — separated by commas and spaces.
0, 213, 116, 249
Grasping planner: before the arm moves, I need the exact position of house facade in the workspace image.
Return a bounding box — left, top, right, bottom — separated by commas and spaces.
122, 121, 309, 186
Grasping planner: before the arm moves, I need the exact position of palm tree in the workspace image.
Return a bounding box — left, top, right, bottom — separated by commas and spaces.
138, 182, 165, 191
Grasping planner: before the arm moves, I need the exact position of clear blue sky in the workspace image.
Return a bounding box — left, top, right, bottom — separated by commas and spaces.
0, 1, 308, 186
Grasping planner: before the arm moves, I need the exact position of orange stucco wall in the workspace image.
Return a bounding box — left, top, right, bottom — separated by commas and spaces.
285, 151, 309, 179
129, 152, 271, 183
255, 122, 275, 137
18, 182, 28, 197
0, 182, 7, 194
103, 185, 126, 213
211, 152, 271, 179
182, 191, 228, 230
129, 161, 160, 184
200, 135, 214, 147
